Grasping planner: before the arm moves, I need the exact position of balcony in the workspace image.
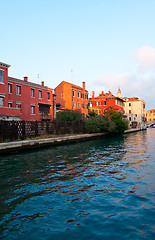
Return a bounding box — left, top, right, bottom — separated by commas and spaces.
0, 107, 21, 120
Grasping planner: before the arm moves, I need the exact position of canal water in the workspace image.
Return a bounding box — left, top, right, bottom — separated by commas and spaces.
0, 129, 155, 240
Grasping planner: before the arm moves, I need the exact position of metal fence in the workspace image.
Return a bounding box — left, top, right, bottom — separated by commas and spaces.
0, 120, 85, 142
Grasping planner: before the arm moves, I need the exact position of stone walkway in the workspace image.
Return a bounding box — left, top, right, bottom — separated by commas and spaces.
0, 128, 146, 155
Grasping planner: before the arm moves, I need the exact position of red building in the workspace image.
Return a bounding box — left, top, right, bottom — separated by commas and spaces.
55, 81, 89, 117
0, 62, 55, 121
89, 89, 124, 115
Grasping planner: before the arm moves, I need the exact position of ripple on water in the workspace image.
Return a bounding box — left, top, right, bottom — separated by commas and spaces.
0, 130, 155, 239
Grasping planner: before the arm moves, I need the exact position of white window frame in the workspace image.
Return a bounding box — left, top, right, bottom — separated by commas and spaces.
16, 85, 21, 95
73, 101, 75, 108
8, 83, 12, 93
0, 69, 3, 83
31, 104, 35, 115
31, 88, 35, 97
8, 102, 13, 108
0, 97, 4, 106
47, 92, 50, 100
38, 90, 42, 99
16, 102, 22, 109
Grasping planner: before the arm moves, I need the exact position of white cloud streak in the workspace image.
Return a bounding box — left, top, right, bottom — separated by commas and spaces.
94, 46, 155, 110
133, 46, 155, 72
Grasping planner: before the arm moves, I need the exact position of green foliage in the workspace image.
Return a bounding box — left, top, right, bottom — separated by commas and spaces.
85, 115, 112, 133
104, 107, 128, 134
88, 110, 96, 118
54, 109, 84, 122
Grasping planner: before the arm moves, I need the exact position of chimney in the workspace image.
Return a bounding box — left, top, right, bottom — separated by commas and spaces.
41, 81, 44, 86
24, 76, 28, 82
108, 91, 111, 95
82, 82, 85, 90
102, 91, 104, 96
92, 91, 95, 98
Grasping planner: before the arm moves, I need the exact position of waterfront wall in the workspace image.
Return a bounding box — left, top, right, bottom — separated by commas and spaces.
0, 128, 147, 155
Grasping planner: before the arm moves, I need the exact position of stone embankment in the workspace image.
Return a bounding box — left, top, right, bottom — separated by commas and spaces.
0, 128, 146, 155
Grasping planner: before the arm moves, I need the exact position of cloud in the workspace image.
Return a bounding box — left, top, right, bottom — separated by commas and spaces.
93, 46, 155, 110
133, 46, 155, 72
94, 73, 155, 110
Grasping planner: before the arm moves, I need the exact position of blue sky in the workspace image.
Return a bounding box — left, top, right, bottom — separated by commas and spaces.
1, 0, 155, 110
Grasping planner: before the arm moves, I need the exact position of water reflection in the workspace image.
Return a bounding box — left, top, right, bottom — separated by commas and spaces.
0, 130, 155, 239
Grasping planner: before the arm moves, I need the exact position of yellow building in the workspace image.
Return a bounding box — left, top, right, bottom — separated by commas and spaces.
89, 106, 102, 115
146, 109, 155, 123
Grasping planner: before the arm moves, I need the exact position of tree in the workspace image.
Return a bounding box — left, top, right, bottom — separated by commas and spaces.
104, 107, 128, 134
85, 115, 114, 133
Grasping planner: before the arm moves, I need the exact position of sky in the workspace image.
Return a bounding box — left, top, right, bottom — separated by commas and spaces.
1, 0, 155, 110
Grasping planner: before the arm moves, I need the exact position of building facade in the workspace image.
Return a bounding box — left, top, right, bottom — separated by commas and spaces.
146, 109, 155, 124
0, 62, 55, 121
88, 90, 124, 115
123, 97, 146, 128
55, 81, 89, 117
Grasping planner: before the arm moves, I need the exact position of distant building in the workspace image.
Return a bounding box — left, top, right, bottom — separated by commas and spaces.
0, 62, 55, 121
123, 97, 146, 128
146, 109, 155, 124
88, 89, 124, 115
55, 81, 89, 117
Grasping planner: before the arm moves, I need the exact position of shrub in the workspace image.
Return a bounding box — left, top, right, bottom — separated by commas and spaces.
104, 107, 128, 134
54, 109, 84, 122
85, 115, 111, 133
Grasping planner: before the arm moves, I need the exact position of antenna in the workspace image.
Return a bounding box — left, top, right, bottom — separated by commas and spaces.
71, 69, 73, 82
37, 74, 39, 84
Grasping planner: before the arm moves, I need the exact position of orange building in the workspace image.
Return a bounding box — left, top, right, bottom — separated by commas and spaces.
55, 81, 89, 117
146, 109, 155, 123
89, 89, 124, 115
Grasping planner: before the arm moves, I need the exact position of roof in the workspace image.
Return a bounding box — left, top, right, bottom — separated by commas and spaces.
8, 76, 53, 91
123, 97, 145, 102
56, 81, 88, 92
0, 62, 11, 69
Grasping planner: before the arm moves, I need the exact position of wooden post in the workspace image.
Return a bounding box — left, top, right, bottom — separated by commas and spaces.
35, 121, 38, 137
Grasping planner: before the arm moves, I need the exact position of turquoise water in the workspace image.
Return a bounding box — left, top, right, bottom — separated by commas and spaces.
0, 129, 155, 239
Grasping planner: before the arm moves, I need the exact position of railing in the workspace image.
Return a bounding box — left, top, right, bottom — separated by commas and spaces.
0, 120, 85, 142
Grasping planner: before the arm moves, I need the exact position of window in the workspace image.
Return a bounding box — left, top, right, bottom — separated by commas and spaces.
86, 104, 88, 109
73, 101, 75, 108
78, 92, 80, 98
31, 105, 35, 114
0, 97, 3, 106
16, 85, 21, 95
129, 117, 131, 121
16, 103, 21, 109
8, 102, 13, 108
129, 103, 131, 107
135, 114, 137, 117
85, 94, 88, 100
78, 102, 80, 108
0, 70, 3, 83
103, 101, 107, 106
72, 90, 75, 97
81, 103, 84, 109
8, 83, 12, 93
31, 88, 35, 97
81, 93, 84, 98
47, 92, 50, 100
39, 90, 42, 99
129, 110, 131, 114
